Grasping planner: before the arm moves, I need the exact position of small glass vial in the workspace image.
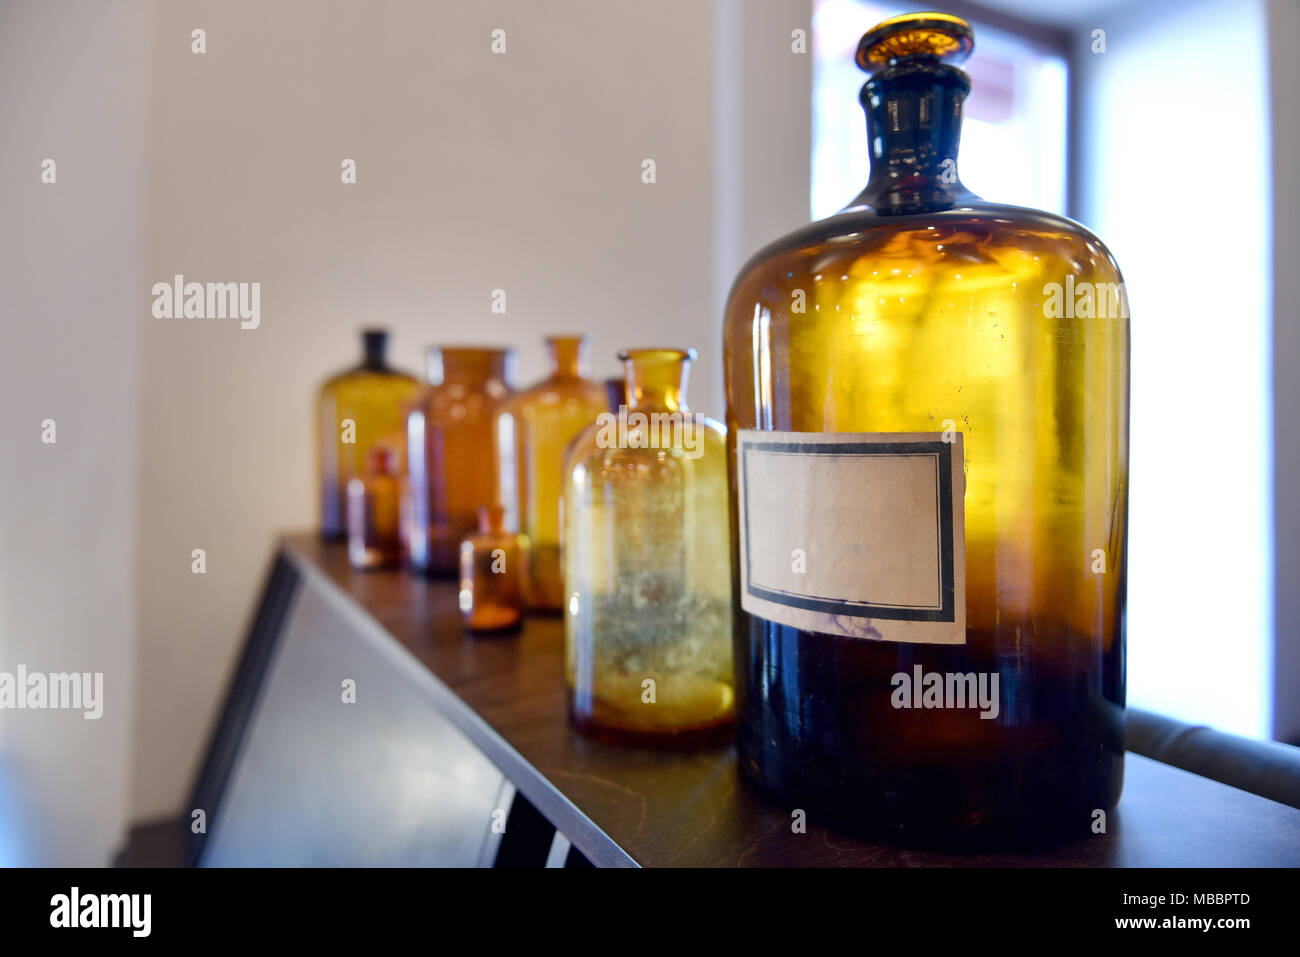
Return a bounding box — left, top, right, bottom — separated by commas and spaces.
458, 505, 527, 633
346, 444, 402, 570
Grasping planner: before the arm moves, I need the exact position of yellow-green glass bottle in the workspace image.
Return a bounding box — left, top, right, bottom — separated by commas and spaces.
723, 14, 1128, 844
562, 349, 733, 747
316, 329, 420, 541
495, 336, 607, 611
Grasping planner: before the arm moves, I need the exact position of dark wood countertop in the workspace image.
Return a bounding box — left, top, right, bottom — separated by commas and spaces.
279, 533, 1300, 867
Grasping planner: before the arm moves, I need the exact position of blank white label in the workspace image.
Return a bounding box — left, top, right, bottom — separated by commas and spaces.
737, 430, 965, 644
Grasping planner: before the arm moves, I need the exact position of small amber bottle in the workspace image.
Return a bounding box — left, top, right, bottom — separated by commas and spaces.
458, 505, 528, 634
346, 444, 402, 570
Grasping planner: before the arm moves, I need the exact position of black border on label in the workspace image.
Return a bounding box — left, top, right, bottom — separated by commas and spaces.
741, 439, 956, 623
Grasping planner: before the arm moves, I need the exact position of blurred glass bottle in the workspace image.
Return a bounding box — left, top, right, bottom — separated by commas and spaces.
407, 347, 514, 576
346, 443, 402, 570
459, 505, 528, 633
316, 329, 419, 541
495, 335, 607, 611
562, 349, 733, 746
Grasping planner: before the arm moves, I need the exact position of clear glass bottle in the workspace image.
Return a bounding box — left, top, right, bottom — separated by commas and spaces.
495, 336, 607, 611
562, 349, 734, 747
406, 347, 514, 576
346, 443, 402, 570
459, 505, 528, 634
316, 329, 420, 541
723, 14, 1128, 845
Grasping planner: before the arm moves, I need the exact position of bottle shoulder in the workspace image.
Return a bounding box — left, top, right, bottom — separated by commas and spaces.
564, 409, 726, 474
319, 365, 420, 399
498, 376, 606, 413
726, 200, 1124, 316
409, 379, 511, 419
467, 530, 523, 550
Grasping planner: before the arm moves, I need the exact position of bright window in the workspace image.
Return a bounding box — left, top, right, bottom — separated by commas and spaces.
812, 0, 1276, 739
812, 0, 1067, 219
1077, 0, 1273, 739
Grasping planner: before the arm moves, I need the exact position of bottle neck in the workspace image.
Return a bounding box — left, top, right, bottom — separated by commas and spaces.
621, 350, 693, 412
604, 378, 625, 413
362, 330, 389, 371
477, 504, 507, 535
546, 335, 589, 379
428, 348, 511, 386
857, 60, 971, 214
366, 445, 398, 476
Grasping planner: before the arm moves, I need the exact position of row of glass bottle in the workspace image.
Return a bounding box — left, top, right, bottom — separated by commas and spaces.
316, 330, 734, 746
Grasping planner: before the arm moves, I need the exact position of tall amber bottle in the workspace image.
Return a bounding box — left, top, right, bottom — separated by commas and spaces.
316, 329, 420, 540
563, 349, 733, 747
495, 336, 607, 610
407, 347, 514, 576
723, 14, 1128, 845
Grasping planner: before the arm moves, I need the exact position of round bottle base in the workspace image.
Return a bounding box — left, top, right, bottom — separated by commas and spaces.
736, 733, 1124, 852
569, 708, 734, 750
568, 675, 735, 750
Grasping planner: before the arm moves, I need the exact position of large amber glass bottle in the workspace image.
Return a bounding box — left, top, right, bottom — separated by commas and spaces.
316, 329, 419, 540
563, 350, 734, 746
495, 336, 607, 611
407, 347, 514, 576
723, 14, 1128, 844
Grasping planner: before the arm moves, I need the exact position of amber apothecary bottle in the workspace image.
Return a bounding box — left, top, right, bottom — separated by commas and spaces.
495, 336, 607, 611
346, 444, 402, 570
459, 505, 527, 633
723, 14, 1128, 844
316, 330, 420, 541
563, 349, 733, 746
407, 347, 514, 576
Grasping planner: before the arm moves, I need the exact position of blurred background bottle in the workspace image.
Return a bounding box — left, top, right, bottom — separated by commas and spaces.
346, 442, 402, 570
406, 346, 514, 576
315, 329, 419, 541
495, 335, 607, 611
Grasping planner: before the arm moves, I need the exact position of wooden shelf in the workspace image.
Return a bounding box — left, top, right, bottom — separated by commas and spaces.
170, 533, 1300, 867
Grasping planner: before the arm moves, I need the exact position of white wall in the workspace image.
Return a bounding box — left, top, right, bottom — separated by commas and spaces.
0, 0, 151, 864
128, 0, 811, 824
0, 0, 808, 856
